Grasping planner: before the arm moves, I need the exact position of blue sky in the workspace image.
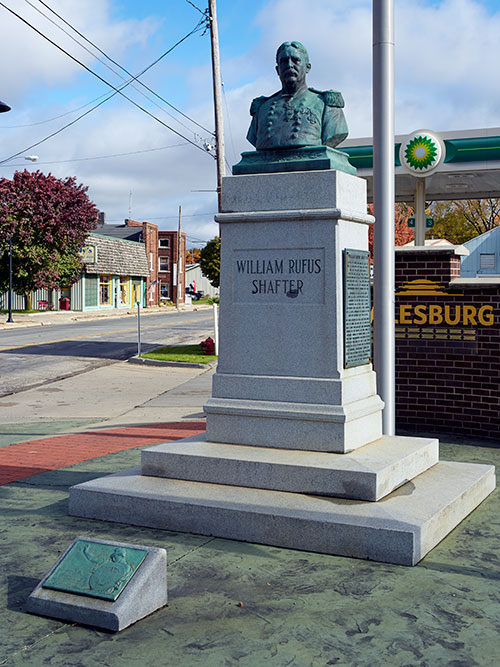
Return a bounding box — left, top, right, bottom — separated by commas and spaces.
2, 0, 500, 245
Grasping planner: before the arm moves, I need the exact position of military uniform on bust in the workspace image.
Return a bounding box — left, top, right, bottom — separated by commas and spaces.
247, 88, 348, 151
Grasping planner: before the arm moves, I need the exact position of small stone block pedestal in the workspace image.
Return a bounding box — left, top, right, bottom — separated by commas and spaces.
68, 169, 495, 566
26, 538, 167, 632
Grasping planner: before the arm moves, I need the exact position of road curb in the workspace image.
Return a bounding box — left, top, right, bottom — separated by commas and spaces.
127, 356, 217, 370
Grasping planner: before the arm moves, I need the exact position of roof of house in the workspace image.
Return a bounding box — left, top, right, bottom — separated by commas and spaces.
95, 223, 142, 243
84, 233, 149, 277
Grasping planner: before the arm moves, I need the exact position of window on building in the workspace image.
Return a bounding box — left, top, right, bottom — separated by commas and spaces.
159, 239, 170, 248
119, 276, 130, 305
100, 275, 111, 305
160, 282, 170, 299
479, 253, 495, 269
132, 281, 141, 305
159, 257, 169, 272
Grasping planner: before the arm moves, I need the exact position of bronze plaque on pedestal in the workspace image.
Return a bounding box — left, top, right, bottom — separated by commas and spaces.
343, 249, 371, 368
42, 539, 148, 601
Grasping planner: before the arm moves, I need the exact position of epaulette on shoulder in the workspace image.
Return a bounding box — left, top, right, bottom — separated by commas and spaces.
309, 88, 344, 108
249, 96, 269, 116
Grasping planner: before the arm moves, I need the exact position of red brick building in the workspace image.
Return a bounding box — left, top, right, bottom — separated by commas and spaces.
124, 219, 159, 306
96, 217, 188, 307
158, 230, 186, 306
394, 246, 499, 443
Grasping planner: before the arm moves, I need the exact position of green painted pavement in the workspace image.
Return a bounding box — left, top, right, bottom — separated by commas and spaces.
1, 441, 499, 666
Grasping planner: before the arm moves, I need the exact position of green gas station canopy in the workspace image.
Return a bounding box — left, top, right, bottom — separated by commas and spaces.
341, 127, 500, 202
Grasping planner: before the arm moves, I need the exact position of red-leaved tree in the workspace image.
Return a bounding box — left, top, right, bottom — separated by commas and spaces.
0, 170, 98, 309
368, 203, 414, 258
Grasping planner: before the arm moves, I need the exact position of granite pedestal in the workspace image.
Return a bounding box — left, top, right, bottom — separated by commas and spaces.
69, 170, 495, 566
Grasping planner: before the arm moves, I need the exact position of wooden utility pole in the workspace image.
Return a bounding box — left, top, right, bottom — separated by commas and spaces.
208, 0, 226, 212
177, 205, 182, 312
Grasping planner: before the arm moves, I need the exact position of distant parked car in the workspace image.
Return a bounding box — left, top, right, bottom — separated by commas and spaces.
185, 286, 204, 301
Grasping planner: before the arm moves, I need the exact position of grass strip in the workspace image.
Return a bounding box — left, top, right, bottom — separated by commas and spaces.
140, 344, 217, 364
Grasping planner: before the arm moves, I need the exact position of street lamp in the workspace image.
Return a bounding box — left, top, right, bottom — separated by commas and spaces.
0, 101, 13, 322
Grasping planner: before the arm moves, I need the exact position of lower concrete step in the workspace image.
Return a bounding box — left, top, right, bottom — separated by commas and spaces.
69, 460, 495, 566
141, 434, 439, 501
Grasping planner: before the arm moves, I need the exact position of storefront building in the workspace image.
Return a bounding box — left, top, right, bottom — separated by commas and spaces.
1, 233, 150, 312
77, 233, 150, 310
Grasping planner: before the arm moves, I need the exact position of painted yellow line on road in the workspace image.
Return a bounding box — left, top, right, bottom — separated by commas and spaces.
0, 316, 213, 353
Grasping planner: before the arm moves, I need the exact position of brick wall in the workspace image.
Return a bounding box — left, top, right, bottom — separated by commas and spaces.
395, 247, 500, 443
125, 219, 159, 306
158, 231, 186, 305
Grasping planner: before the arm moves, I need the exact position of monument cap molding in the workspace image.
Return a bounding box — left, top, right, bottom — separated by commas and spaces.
215, 208, 375, 226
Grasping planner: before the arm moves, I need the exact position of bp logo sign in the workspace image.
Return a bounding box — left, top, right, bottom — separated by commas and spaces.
400, 130, 444, 175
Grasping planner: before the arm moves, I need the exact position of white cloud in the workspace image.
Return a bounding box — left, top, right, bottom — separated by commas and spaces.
241, 0, 500, 136
1, 0, 158, 103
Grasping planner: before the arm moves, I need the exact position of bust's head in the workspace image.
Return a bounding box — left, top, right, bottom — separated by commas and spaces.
275, 41, 311, 93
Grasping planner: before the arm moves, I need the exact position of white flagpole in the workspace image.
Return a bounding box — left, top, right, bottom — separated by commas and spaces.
373, 0, 395, 434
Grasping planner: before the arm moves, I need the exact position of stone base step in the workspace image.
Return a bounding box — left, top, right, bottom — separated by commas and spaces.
141, 434, 439, 501
69, 461, 495, 566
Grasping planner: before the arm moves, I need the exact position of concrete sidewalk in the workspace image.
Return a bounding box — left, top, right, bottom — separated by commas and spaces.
0, 362, 215, 437
0, 360, 499, 665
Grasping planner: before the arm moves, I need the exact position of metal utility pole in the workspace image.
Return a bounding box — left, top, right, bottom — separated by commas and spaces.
414, 179, 426, 246
208, 0, 226, 212
177, 205, 182, 312
373, 0, 395, 435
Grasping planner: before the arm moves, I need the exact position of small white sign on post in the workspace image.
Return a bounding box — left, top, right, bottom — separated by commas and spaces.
213, 303, 219, 356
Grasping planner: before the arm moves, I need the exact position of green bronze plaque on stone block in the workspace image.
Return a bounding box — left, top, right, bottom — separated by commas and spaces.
343, 249, 371, 368
42, 539, 148, 601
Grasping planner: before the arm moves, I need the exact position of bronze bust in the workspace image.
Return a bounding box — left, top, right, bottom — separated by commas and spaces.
246, 41, 348, 151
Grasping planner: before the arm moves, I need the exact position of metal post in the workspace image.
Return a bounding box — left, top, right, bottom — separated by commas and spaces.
7, 238, 13, 323
177, 205, 182, 312
213, 302, 219, 356
414, 178, 426, 246
373, 0, 395, 435
136, 301, 141, 357
208, 0, 226, 212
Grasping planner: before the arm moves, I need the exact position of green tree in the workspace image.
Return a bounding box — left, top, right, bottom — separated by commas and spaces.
429, 198, 500, 244
199, 236, 220, 288
186, 247, 201, 264
0, 170, 98, 309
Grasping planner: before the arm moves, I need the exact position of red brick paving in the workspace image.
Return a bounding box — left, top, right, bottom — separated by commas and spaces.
0, 422, 206, 485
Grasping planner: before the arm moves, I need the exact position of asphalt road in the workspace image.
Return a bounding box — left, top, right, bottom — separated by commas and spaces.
0, 310, 214, 396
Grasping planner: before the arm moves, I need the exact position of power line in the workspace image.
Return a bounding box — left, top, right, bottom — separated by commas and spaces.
0, 3, 212, 164
24, 0, 198, 136
184, 0, 206, 15
0, 92, 111, 128
106, 213, 216, 222
32, 0, 213, 135
0, 143, 189, 168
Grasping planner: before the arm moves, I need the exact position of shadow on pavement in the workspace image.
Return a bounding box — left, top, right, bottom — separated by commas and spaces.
0, 340, 159, 360
7, 575, 40, 612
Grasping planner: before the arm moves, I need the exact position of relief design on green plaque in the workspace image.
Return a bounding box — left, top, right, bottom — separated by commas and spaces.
42, 539, 148, 601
